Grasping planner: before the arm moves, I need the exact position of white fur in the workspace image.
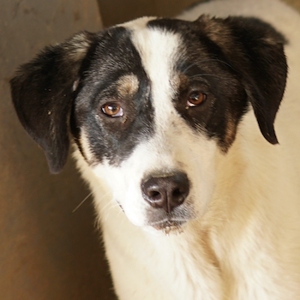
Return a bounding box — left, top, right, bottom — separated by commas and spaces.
74, 0, 300, 299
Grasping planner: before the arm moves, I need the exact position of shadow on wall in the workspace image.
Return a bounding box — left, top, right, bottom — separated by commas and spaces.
98, 0, 199, 27
0, 1, 116, 299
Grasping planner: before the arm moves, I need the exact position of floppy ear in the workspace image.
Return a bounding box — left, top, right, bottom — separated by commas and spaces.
197, 16, 288, 144
10, 31, 96, 174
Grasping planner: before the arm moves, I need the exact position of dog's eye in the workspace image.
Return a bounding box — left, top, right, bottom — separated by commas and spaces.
187, 91, 207, 107
101, 103, 124, 117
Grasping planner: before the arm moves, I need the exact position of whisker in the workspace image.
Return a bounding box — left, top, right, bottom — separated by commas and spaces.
102, 202, 121, 223
72, 191, 94, 213
179, 58, 236, 75
189, 73, 224, 80
180, 61, 198, 74
199, 58, 235, 70
101, 199, 117, 213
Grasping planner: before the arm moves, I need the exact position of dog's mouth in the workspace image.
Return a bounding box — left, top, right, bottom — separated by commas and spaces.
118, 203, 187, 234
150, 219, 186, 235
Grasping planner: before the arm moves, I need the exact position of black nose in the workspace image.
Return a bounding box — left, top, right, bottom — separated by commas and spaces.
141, 172, 190, 213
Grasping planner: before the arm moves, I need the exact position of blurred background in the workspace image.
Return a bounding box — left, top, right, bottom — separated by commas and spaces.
0, 0, 299, 299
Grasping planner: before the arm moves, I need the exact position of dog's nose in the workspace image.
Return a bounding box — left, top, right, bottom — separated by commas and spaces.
141, 172, 190, 213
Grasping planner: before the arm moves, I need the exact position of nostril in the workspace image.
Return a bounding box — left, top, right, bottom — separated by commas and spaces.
148, 190, 162, 201
173, 188, 182, 198
172, 183, 189, 207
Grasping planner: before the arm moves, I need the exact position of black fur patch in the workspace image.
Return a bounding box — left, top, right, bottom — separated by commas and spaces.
148, 17, 287, 150
72, 27, 155, 166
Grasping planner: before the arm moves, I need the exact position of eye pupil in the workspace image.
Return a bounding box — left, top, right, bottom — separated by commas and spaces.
107, 104, 119, 114
101, 103, 123, 117
187, 91, 206, 107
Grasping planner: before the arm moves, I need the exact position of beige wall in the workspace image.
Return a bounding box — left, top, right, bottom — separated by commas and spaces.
99, 0, 300, 27
286, 0, 300, 10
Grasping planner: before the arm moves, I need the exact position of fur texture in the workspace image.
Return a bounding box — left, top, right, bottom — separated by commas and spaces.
10, 0, 300, 299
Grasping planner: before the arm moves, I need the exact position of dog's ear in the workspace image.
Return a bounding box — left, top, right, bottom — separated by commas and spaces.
10, 31, 96, 174
196, 16, 288, 144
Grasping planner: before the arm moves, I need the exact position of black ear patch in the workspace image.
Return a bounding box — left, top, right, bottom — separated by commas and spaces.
196, 16, 288, 144
10, 31, 96, 173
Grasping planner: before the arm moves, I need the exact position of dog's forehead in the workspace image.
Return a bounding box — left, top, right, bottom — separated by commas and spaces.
125, 18, 184, 111
83, 17, 187, 93
118, 17, 185, 81
123, 17, 183, 63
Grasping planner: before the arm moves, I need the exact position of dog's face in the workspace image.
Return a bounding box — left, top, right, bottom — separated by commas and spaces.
11, 16, 287, 233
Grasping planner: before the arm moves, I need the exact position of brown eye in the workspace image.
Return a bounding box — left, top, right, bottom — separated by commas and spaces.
187, 91, 207, 107
101, 102, 124, 117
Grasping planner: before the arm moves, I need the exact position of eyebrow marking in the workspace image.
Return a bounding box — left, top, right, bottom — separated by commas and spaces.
116, 74, 139, 97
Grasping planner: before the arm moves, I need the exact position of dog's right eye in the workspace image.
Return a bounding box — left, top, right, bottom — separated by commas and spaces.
101, 102, 124, 118
187, 91, 207, 107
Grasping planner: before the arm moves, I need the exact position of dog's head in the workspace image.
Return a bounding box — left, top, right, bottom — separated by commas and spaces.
11, 16, 287, 234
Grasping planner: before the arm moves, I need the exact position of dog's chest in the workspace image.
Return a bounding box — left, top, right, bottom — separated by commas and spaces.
149, 235, 223, 300
102, 211, 294, 300
103, 219, 223, 300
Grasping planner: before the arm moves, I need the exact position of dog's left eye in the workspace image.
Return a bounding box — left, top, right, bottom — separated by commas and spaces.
187, 91, 207, 107
101, 102, 124, 117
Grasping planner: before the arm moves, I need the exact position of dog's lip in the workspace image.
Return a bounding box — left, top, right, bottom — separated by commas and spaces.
150, 219, 187, 234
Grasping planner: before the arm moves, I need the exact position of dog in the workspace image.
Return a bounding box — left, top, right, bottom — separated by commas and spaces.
10, 0, 300, 299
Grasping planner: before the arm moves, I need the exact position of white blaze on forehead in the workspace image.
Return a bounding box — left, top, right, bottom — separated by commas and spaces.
121, 17, 184, 129
129, 23, 197, 161
130, 23, 181, 112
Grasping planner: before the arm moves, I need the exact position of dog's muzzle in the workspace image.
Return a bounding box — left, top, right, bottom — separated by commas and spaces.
141, 171, 190, 232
